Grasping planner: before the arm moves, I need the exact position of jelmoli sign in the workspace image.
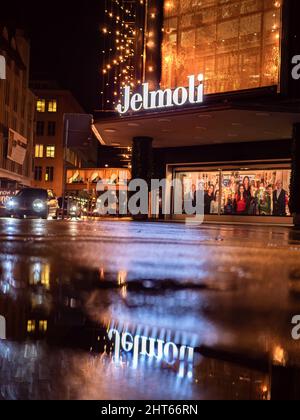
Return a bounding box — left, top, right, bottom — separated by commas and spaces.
117, 74, 204, 114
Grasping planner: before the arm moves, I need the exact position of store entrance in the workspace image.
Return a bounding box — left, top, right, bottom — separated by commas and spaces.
170, 162, 293, 225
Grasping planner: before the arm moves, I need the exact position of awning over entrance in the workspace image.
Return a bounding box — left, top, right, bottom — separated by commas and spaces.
95, 107, 300, 148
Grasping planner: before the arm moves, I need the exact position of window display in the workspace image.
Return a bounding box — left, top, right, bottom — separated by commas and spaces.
221, 169, 291, 216
175, 170, 221, 215
162, 0, 282, 94
175, 168, 291, 217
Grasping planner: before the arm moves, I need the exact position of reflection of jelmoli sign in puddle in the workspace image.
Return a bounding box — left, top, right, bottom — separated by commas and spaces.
0, 315, 6, 340
108, 328, 194, 377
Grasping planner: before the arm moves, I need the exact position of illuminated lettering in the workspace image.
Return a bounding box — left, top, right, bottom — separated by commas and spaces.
107, 328, 195, 371
116, 73, 204, 114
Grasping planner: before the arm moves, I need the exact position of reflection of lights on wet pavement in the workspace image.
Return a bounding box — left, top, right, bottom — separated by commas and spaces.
273, 346, 287, 366
1, 221, 300, 399
118, 270, 128, 299
30, 262, 50, 289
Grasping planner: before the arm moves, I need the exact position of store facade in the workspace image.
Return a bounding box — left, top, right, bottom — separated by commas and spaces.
66, 168, 131, 216
96, 0, 300, 225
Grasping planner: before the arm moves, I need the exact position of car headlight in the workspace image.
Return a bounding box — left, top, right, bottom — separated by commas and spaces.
33, 199, 46, 212
6, 199, 18, 209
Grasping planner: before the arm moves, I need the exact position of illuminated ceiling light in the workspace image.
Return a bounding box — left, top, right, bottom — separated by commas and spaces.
104, 128, 117, 133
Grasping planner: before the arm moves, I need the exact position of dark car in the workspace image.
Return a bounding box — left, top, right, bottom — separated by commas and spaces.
6, 188, 58, 219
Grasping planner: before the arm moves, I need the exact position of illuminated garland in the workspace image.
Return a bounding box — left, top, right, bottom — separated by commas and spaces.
100, 0, 144, 110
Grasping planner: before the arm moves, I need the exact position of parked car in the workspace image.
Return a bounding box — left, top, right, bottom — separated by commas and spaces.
6, 188, 59, 219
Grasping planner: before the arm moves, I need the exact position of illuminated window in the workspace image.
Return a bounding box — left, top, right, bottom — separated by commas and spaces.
27, 320, 36, 333
162, 0, 282, 94
48, 100, 57, 113
45, 167, 54, 182
39, 320, 48, 333
174, 168, 291, 217
36, 99, 46, 113
46, 146, 55, 158
35, 144, 44, 158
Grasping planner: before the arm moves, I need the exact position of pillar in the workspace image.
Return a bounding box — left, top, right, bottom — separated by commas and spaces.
131, 136, 153, 220
131, 136, 153, 186
290, 123, 300, 226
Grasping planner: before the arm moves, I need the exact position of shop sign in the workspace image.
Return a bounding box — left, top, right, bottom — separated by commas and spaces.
0, 190, 17, 207
117, 74, 204, 114
7, 129, 28, 166
0, 55, 5, 80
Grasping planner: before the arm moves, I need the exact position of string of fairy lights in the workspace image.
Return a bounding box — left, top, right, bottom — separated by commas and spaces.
100, 0, 145, 111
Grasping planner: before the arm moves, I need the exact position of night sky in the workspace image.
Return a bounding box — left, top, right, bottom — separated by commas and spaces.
1, 0, 104, 112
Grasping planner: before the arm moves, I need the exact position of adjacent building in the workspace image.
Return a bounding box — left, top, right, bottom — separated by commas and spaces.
0, 27, 35, 208
31, 81, 98, 197
96, 0, 300, 225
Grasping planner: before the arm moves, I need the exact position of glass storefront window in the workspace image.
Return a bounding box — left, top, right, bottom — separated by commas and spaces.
174, 167, 291, 217
175, 170, 221, 215
221, 169, 291, 216
162, 0, 282, 93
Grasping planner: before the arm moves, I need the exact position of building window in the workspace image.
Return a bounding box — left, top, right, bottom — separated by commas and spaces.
37, 99, 46, 113
34, 166, 43, 181
39, 320, 48, 333
45, 167, 54, 182
48, 100, 57, 113
36, 121, 45, 136
162, 0, 282, 94
175, 168, 291, 217
27, 320, 36, 333
35, 144, 44, 158
46, 146, 55, 158
48, 121, 56, 136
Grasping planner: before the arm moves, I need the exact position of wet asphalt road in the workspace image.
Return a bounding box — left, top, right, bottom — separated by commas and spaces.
1, 218, 300, 400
